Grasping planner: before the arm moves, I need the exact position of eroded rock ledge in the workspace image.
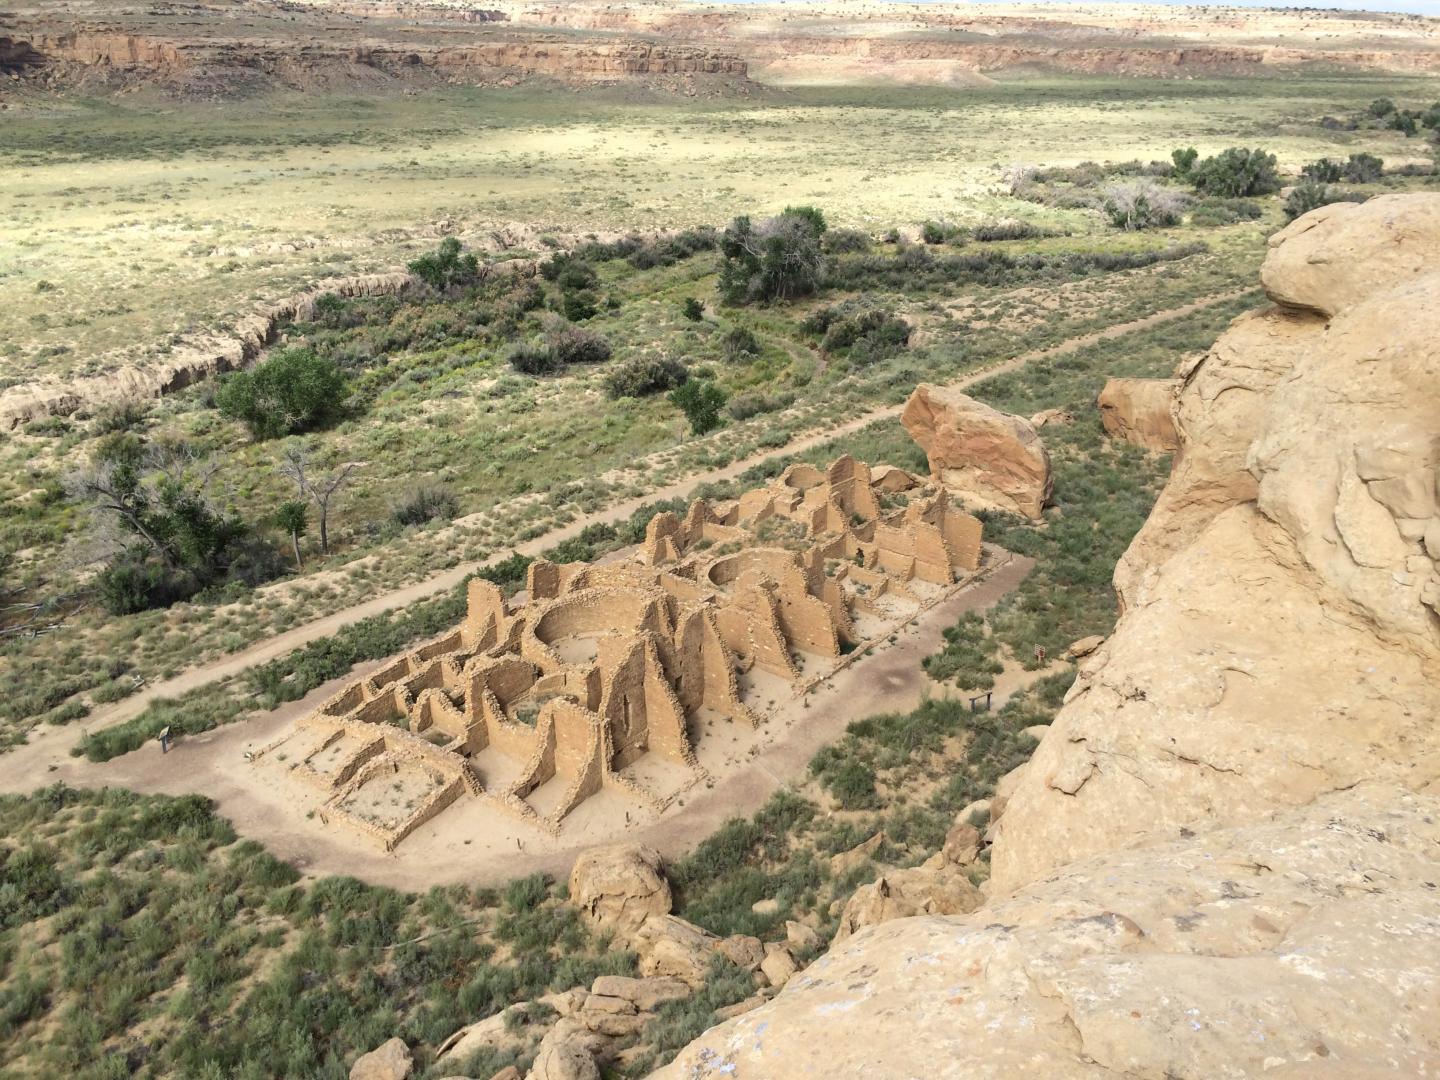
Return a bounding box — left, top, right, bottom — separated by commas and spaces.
653, 193, 1440, 1078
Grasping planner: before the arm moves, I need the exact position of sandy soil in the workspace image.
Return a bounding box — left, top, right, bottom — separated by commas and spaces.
17, 554, 1033, 888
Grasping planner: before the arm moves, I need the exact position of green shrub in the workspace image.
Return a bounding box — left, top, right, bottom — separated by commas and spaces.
823, 228, 870, 253
922, 611, 1004, 690
817, 308, 910, 365
546, 324, 612, 366
969, 221, 1056, 242
727, 390, 795, 421
1102, 180, 1187, 230
681, 296, 705, 321
95, 553, 187, 615
215, 347, 347, 439
1171, 146, 1199, 176
1301, 157, 1343, 183
919, 220, 962, 245
1284, 181, 1368, 222
1342, 152, 1384, 183
391, 487, 459, 527
604, 355, 688, 399
507, 342, 562, 376
1189, 147, 1281, 198
408, 236, 480, 292
721, 325, 761, 362
670, 379, 728, 436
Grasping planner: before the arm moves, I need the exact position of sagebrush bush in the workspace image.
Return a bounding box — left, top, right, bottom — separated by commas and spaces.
604, 355, 688, 399
391, 486, 459, 527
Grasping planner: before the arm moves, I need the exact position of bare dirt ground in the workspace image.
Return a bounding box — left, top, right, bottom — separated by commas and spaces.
20, 553, 1034, 888
7, 284, 1244, 763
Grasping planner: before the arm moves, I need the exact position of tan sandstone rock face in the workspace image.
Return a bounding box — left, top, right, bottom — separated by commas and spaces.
654, 194, 1440, 1079
349, 1037, 412, 1080
831, 864, 983, 943
995, 199, 1440, 891
654, 786, 1440, 1078
1096, 377, 1180, 451
1260, 193, 1440, 317
901, 384, 1053, 518
568, 845, 672, 939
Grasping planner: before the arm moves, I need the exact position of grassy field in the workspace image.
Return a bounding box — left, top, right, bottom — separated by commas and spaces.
3, 73, 1434, 381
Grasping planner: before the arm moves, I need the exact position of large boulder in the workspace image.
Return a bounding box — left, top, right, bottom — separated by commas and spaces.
349, 1038, 412, 1080
567, 845, 672, 939
631, 914, 719, 987
901, 384, 1053, 519
654, 785, 1440, 1078
1096, 376, 1180, 451
1260, 193, 1440, 317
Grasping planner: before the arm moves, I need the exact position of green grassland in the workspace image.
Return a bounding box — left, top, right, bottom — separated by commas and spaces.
3, 73, 1434, 381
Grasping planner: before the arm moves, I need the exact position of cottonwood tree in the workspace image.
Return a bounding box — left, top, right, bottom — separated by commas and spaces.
718, 206, 828, 305
278, 445, 360, 555
69, 442, 248, 613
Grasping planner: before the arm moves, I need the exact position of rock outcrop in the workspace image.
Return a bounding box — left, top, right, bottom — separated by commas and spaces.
1000, 195, 1440, 888
901, 384, 1053, 519
831, 862, 983, 943
349, 1037, 412, 1080
654, 194, 1440, 1078
656, 786, 1440, 1078
1096, 376, 1180, 451
568, 845, 673, 938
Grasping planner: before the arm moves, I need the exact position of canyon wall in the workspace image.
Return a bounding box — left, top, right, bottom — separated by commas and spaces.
653, 195, 1440, 1077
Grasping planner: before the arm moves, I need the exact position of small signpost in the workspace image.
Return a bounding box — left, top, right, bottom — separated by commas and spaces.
158, 725, 172, 754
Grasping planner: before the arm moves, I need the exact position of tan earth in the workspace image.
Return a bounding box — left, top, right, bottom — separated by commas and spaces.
650, 194, 1440, 1079
901, 384, 1054, 519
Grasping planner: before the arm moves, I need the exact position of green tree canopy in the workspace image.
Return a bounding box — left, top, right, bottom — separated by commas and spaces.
215, 348, 347, 440
1189, 148, 1281, 198
717, 206, 828, 305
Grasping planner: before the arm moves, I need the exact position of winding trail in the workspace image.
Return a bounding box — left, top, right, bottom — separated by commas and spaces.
0, 286, 1250, 794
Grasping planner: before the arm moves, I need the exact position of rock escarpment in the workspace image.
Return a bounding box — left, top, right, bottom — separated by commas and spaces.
653, 194, 1440, 1077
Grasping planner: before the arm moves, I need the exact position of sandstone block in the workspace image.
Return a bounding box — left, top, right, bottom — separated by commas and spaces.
1096, 377, 1180, 451
568, 845, 671, 939
632, 914, 718, 987
350, 1038, 412, 1080
901, 384, 1052, 519
759, 942, 800, 988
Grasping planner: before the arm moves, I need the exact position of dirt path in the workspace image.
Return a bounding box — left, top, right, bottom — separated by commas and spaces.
0, 286, 1246, 788
22, 554, 1035, 888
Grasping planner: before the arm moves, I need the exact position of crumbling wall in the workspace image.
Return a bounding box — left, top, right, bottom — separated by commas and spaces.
276, 455, 987, 846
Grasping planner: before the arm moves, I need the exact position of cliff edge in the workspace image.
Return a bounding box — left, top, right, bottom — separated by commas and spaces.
653, 193, 1440, 1078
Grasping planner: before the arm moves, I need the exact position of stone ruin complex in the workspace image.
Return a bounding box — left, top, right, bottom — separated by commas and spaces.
255, 456, 985, 851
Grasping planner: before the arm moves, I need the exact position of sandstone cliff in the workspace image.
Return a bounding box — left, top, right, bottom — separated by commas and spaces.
653, 194, 1440, 1078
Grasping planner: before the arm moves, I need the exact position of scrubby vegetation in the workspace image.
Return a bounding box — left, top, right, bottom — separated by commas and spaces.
0, 786, 632, 1078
